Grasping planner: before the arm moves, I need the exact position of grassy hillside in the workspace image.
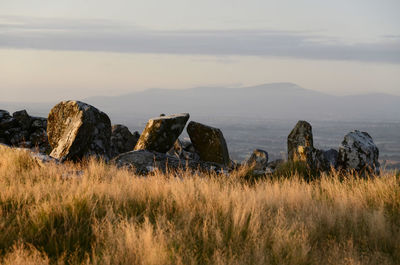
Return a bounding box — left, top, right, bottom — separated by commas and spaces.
0, 146, 399, 265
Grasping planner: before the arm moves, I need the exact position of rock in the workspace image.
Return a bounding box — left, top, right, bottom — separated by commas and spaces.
30, 128, 48, 146
246, 149, 269, 171
13, 110, 32, 130
187, 121, 230, 166
134, 113, 190, 153
287, 120, 314, 163
110, 124, 140, 157
0, 116, 18, 131
337, 130, 380, 175
314, 148, 338, 172
0, 110, 11, 121
113, 149, 209, 174
47, 100, 112, 161
31, 117, 47, 129
181, 139, 196, 153
168, 139, 201, 161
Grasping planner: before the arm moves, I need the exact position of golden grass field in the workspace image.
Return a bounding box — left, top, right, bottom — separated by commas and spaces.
0, 146, 399, 265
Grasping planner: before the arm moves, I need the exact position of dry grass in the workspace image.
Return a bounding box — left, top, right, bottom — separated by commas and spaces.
0, 146, 399, 265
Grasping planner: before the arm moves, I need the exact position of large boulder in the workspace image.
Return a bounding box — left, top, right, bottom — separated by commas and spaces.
287, 120, 314, 163
47, 101, 112, 161
246, 149, 269, 171
134, 113, 189, 153
13, 110, 32, 130
337, 130, 380, 175
110, 124, 140, 157
187, 121, 230, 166
313, 148, 339, 172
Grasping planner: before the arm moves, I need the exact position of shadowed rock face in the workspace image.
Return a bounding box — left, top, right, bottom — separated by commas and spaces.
0, 109, 50, 153
110, 124, 140, 157
47, 101, 111, 161
287, 120, 314, 162
134, 113, 190, 153
187, 121, 230, 166
337, 130, 380, 175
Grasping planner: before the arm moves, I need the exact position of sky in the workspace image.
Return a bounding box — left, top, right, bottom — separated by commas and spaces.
0, 0, 399, 102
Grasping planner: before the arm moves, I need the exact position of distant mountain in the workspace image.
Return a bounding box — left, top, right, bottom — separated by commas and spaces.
84, 83, 400, 122
1, 83, 399, 123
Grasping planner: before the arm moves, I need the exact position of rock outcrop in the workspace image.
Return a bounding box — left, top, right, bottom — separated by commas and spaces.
134, 113, 190, 153
287, 120, 314, 163
47, 101, 112, 161
110, 124, 140, 157
187, 121, 230, 166
0, 109, 50, 153
246, 149, 269, 172
337, 130, 380, 175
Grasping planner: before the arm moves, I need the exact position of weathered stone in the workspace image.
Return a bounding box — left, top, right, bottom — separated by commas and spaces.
337, 130, 380, 175
246, 149, 269, 171
287, 120, 314, 164
187, 121, 230, 166
0, 110, 11, 121
314, 148, 338, 172
110, 124, 140, 157
0, 117, 18, 131
30, 128, 48, 146
134, 113, 190, 153
13, 110, 32, 130
31, 117, 47, 129
47, 100, 112, 161
10, 130, 29, 146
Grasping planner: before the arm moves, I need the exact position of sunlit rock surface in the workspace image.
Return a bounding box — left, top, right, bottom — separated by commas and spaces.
47, 100, 111, 161
337, 130, 380, 175
134, 113, 189, 153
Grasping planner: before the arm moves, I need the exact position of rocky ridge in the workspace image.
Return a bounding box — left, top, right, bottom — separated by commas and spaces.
1, 101, 381, 176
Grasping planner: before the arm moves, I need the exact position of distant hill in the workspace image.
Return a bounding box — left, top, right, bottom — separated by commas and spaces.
1, 83, 399, 123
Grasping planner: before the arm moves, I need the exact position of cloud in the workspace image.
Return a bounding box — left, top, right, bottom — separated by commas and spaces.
1, 15, 399, 63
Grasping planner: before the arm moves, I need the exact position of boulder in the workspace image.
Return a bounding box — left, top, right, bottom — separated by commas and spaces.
134, 113, 189, 153
47, 100, 112, 161
110, 124, 140, 157
287, 120, 314, 163
0, 110, 11, 121
313, 148, 338, 172
168, 139, 200, 161
187, 121, 230, 166
246, 149, 269, 171
13, 110, 32, 130
337, 130, 380, 175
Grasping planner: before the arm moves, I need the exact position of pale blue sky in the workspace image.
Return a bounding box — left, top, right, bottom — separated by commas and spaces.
0, 0, 399, 101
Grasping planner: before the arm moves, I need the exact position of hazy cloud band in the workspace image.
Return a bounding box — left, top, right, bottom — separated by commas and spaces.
1, 15, 399, 63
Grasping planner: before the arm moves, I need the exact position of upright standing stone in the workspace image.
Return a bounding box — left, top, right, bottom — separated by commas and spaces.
47, 100, 111, 161
134, 113, 190, 153
187, 121, 230, 166
287, 120, 314, 163
337, 130, 380, 175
